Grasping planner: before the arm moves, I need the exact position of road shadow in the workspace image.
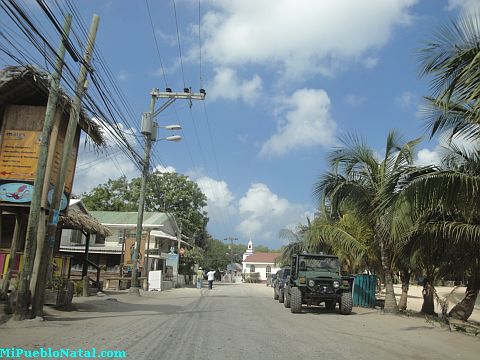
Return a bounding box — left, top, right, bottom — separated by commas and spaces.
40, 298, 185, 322
295, 306, 359, 316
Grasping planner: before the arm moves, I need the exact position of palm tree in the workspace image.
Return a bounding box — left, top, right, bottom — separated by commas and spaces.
418, 12, 480, 141
413, 12, 480, 320
391, 144, 480, 320
307, 213, 380, 275
277, 222, 309, 266
314, 132, 421, 313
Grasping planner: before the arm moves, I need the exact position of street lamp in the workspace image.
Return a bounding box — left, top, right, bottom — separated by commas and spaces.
129, 109, 182, 296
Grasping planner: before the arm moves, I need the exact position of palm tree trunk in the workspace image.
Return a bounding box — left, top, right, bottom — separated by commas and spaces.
377, 233, 398, 313
398, 268, 410, 311
420, 277, 435, 315
449, 274, 480, 321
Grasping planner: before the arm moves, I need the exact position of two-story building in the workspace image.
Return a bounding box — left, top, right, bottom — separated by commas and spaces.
59, 210, 188, 281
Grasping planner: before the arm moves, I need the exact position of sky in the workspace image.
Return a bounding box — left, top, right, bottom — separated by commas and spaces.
2, 0, 480, 250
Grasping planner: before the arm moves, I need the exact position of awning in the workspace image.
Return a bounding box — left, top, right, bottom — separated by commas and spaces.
150, 230, 192, 248
150, 230, 177, 241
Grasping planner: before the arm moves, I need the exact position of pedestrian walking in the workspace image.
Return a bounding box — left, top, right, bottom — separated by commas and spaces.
196, 267, 203, 289
207, 269, 216, 290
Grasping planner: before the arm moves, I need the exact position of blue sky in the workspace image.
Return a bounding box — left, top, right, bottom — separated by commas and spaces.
2, 0, 479, 249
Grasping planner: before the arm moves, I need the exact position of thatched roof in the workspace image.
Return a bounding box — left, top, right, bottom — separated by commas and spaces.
60, 200, 111, 237
0, 65, 104, 146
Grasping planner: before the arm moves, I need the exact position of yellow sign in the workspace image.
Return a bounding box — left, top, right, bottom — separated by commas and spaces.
124, 236, 146, 268
0, 130, 41, 180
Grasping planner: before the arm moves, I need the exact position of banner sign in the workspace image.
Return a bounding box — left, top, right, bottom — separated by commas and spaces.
0, 182, 33, 203
0, 130, 41, 181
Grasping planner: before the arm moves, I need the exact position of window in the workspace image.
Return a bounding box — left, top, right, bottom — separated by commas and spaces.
70, 230, 83, 244
250, 265, 255, 273
266, 265, 271, 277
95, 234, 105, 245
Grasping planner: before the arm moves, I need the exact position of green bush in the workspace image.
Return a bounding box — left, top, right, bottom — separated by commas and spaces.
244, 272, 261, 283
74, 281, 83, 296
46, 277, 68, 291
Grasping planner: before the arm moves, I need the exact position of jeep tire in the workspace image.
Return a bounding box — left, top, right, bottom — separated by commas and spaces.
278, 288, 284, 303
340, 292, 353, 315
290, 287, 302, 313
284, 288, 291, 308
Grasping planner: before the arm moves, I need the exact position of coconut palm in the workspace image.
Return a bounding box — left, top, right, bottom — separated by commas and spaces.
390, 144, 480, 320
313, 132, 422, 313
307, 212, 380, 275
418, 12, 480, 140
277, 222, 309, 266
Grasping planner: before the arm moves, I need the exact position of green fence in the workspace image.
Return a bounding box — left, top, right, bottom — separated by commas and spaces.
353, 274, 377, 308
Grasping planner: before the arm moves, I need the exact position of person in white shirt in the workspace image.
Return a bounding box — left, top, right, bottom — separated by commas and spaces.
206, 269, 216, 290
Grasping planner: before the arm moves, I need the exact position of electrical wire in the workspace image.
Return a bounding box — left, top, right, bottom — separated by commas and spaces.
172, 0, 186, 89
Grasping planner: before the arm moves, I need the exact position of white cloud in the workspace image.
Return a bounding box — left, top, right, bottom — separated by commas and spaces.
260, 88, 337, 156
201, 0, 417, 80
208, 67, 262, 104
196, 176, 236, 215
154, 165, 176, 173
415, 148, 441, 166
235, 183, 310, 244
395, 91, 416, 108
73, 150, 139, 195
346, 94, 367, 106
446, 0, 480, 13
92, 118, 138, 148
415, 132, 480, 166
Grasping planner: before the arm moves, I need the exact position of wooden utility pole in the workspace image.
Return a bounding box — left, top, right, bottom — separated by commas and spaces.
129, 88, 205, 296
30, 14, 100, 318
129, 95, 155, 296
14, 15, 73, 320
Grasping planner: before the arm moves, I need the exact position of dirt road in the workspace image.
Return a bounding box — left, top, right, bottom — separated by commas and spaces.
1, 283, 479, 359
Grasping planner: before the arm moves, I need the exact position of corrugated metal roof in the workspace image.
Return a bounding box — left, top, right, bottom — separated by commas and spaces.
89, 211, 169, 227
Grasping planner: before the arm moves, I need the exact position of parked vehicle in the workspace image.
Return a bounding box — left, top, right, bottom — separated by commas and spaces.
274, 267, 290, 303
284, 253, 352, 314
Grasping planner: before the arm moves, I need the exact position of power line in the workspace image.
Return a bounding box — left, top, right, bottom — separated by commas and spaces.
172, 0, 186, 89
145, 0, 168, 88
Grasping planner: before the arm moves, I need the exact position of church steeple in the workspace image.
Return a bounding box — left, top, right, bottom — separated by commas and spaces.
243, 238, 254, 261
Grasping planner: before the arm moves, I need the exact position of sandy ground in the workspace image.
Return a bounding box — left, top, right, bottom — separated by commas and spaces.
0, 283, 479, 359
379, 284, 480, 323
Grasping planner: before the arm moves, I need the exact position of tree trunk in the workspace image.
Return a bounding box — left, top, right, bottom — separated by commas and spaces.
377, 233, 398, 313
398, 268, 410, 311
420, 278, 435, 315
449, 275, 479, 321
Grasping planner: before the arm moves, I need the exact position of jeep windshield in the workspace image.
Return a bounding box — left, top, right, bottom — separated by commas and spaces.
298, 256, 340, 272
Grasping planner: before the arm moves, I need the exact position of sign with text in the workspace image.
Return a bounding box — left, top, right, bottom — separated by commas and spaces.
0, 130, 41, 180
123, 236, 146, 268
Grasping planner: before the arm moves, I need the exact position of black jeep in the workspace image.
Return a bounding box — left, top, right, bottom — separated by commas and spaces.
273, 267, 290, 303
284, 253, 352, 314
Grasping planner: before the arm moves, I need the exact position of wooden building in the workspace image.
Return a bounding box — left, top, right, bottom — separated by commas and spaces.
0, 65, 104, 285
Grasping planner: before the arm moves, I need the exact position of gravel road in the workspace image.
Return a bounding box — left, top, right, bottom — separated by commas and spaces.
1, 283, 479, 359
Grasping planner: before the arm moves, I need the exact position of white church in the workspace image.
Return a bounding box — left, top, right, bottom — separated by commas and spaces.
242, 239, 281, 282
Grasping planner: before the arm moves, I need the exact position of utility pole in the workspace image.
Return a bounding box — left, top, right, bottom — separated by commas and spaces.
129, 96, 155, 296
31, 14, 99, 318
224, 237, 238, 282
129, 87, 205, 296
14, 15, 73, 320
